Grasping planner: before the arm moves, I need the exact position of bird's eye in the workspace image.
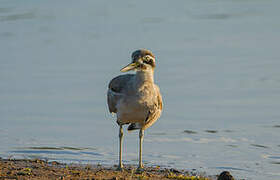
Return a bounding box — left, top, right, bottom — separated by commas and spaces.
143, 55, 153, 64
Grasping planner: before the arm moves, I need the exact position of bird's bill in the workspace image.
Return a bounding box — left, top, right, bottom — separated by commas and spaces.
120, 62, 138, 72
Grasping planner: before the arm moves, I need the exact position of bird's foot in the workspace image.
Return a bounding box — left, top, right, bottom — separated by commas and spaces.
116, 165, 124, 171
136, 166, 144, 173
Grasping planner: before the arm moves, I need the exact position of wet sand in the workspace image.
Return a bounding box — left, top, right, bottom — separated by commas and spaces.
0, 158, 213, 180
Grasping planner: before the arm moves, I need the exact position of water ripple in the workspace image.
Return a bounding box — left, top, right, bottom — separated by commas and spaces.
251, 144, 269, 149
9, 146, 102, 157
0, 12, 36, 22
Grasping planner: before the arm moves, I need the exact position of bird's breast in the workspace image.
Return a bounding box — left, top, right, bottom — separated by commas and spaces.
116, 95, 150, 124
116, 83, 158, 124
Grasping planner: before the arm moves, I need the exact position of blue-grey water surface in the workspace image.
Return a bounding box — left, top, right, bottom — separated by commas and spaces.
1, 0, 280, 179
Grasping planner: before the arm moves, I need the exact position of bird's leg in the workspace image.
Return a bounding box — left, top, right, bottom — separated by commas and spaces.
117, 125, 124, 171
137, 129, 144, 171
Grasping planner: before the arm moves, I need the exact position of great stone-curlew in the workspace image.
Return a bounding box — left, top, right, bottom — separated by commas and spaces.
107, 49, 163, 171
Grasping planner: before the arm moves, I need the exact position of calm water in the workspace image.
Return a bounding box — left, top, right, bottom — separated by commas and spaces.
1, 0, 280, 179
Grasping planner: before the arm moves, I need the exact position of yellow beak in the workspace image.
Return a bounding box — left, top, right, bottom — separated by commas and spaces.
120, 62, 138, 72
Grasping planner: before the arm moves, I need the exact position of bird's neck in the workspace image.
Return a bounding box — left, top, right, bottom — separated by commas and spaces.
135, 70, 154, 86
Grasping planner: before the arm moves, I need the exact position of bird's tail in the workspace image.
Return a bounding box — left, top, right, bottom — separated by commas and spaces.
127, 123, 141, 131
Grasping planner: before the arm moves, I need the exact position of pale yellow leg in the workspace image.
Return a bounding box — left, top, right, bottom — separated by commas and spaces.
117, 125, 124, 170
137, 129, 144, 171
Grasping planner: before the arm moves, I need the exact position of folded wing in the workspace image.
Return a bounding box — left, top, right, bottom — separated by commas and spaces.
107, 74, 134, 113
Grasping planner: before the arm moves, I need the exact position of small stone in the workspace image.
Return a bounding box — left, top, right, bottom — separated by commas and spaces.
51, 161, 59, 165
170, 168, 180, 173
218, 171, 234, 180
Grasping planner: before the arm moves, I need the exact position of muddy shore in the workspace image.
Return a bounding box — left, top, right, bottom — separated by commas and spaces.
0, 158, 218, 180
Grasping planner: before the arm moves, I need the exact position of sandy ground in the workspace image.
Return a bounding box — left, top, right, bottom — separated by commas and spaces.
0, 158, 217, 180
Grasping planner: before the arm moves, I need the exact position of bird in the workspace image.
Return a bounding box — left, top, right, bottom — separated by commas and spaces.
107, 49, 163, 171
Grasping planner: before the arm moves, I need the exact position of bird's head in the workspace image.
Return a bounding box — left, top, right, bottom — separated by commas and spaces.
120, 49, 156, 72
